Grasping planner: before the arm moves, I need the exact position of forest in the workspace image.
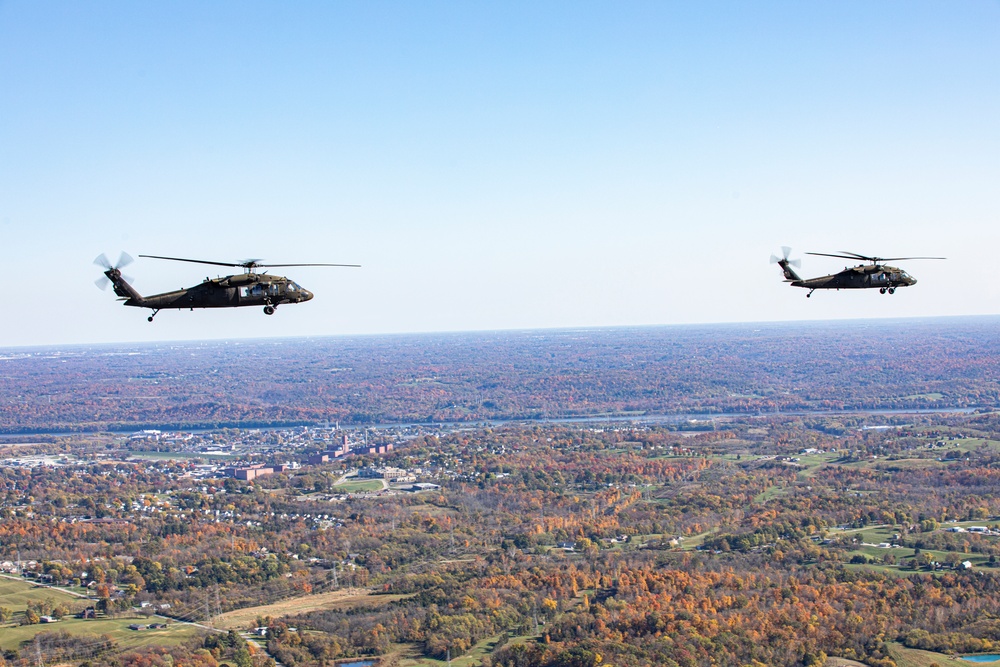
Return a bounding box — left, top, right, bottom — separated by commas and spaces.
3, 318, 1000, 433
5, 410, 1000, 665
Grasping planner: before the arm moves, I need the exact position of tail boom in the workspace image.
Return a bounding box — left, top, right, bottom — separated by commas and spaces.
106, 269, 147, 307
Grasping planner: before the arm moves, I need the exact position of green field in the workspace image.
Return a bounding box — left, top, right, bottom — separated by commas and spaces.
0, 576, 87, 614
0, 616, 203, 652
887, 641, 978, 667
335, 479, 384, 493
396, 632, 515, 666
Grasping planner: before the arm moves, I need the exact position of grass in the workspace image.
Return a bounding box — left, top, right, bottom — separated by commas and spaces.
754, 484, 790, 503
0, 576, 87, 613
0, 616, 201, 652
334, 479, 385, 493
887, 641, 978, 667
679, 528, 720, 551
212, 588, 375, 630
826, 658, 866, 667
396, 632, 516, 666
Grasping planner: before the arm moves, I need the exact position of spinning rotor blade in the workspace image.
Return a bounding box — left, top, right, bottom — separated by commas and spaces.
95, 251, 136, 290
139, 254, 243, 268
808, 251, 946, 263
261, 263, 362, 268
139, 255, 361, 269
770, 247, 800, 267
807, 252, 873, 261
95, 252, 135, 270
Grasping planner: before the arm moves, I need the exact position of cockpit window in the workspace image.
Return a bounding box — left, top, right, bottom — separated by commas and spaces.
288, 283, 297, 292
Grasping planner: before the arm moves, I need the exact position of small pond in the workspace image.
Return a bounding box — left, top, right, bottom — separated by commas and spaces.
962, 657, 1000, 663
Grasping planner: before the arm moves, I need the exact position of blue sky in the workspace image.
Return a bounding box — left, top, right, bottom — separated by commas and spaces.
1, 1, 998, 346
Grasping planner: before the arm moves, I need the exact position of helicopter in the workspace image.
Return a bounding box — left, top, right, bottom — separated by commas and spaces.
770, 247, 944, 298
95, 252, 359, 321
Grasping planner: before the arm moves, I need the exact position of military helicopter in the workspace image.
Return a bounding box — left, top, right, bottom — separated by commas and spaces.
770, 247, 944, 298
95, 252, 359, 321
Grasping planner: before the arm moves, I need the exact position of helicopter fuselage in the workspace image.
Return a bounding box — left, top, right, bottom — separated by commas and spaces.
125, 272, 313, 310
790, 263, 917, 292
105, 269, 313, 320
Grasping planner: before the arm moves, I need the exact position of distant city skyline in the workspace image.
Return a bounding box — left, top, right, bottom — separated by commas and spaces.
1, 1, 998, 347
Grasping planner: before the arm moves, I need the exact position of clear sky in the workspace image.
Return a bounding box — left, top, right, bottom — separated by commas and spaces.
1, 1, 998, 347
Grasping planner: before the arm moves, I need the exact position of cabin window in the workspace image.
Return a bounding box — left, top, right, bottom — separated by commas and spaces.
287, 283, 296, 292
240, 285, 266, 298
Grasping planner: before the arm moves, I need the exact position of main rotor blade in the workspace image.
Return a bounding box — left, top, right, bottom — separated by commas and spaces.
139, 254, 243, 268
260, 263, 361, 268
875, 256, 947, 261
807, 252, 874, 261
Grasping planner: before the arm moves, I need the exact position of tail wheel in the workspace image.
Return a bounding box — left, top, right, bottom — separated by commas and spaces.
263, 305, 275, 315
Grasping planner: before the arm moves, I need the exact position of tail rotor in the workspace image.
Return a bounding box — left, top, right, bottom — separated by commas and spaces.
770, 246, 802, 282
94, 252, 134, 290
769, 246, 801, 268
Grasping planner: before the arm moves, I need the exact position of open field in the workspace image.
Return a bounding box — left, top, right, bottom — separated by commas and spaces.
0, 616, 202, 652
0, 576, 87, 613
334, 479, 385, 493
212, 588, 373, 630
887, 642, 981, 667
395, 634, 509, 667
826, 658, 866, 667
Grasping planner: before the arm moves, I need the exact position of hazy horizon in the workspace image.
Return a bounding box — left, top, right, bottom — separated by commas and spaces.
3, 312, 999, 351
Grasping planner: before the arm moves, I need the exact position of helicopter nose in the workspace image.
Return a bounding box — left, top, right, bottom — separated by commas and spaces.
301, 289, 314, 301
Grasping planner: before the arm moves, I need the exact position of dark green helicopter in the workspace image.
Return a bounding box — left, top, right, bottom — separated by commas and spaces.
95, 252, 359, 321
771, 247, 944, 298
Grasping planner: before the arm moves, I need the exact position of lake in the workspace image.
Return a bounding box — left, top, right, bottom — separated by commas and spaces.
962, 656, 1000, 663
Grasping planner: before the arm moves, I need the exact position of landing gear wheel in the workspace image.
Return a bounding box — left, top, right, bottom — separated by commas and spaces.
888, 287, 895, 294
147, 309, 160, 323
148, 316, 154, 322
879, 287, 886, 294
263, 305, 275, 315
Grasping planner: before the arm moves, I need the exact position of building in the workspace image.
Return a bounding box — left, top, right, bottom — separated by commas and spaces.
226, 465, 275, 481
358, 466, 416, 483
